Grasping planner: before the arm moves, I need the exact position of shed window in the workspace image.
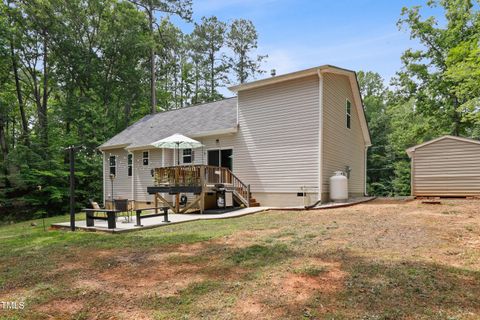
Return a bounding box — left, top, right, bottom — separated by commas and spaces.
346, 100, 352, 129
142, 151, 149, 166
109, 156, 116, 176
183, 149, 192, 164
128, 154, 132, 176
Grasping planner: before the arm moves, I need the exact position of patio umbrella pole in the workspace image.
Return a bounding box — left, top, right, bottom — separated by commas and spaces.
177, 142, 180, 166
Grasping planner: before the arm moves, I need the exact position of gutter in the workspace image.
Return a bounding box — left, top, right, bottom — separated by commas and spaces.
98, 143, 130, 152
317, 69, 324, 203
364, 145, 369, 196
101, 151, 106, 206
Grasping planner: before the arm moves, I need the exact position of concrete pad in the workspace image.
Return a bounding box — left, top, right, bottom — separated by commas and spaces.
52, 207, 271, 233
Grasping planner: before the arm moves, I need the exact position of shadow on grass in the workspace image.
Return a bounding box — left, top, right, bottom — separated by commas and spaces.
228, 243, 292, 267
313, 250, 480, 319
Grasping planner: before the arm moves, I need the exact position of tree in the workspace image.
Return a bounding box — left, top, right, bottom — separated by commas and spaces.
129, 0, 192, 114
358, 71, 392, 195
191, 16, 227, 102
226, 19, 266, 84
397, 0, 479, 136
445, 39, 480, 133
3, 1, 29, 145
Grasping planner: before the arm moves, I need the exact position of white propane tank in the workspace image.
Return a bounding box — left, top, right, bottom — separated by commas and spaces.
330, 171, 348, 202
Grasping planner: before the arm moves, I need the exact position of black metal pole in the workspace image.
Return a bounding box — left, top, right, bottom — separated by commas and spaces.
69, 146, 75, 231
177, 142, 180, 166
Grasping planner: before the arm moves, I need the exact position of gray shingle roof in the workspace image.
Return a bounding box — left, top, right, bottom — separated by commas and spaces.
99, 97, 237, 149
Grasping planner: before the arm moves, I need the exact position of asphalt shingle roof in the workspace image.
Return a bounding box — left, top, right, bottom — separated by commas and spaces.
100, 97, 237, 149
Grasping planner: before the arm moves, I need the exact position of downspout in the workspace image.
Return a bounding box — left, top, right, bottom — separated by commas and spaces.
364, 145, 369, 196
307, 69, 324, 209
317, 70, 324, 201
102, 151, 106, 207
131, 151, 135, 205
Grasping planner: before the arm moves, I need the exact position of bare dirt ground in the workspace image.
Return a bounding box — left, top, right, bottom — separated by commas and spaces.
1, 198, 479, 319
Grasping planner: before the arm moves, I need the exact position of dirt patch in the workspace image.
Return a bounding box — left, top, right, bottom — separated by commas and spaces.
36, 299, 84, 316
277, 262, 345, 303
235, 297, 266, 316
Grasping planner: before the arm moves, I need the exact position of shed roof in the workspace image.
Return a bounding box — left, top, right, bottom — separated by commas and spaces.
99, 97, 237, 150
406, 135, 480, 157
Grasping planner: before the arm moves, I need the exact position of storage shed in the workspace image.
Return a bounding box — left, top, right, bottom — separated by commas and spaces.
406, 135, 480, 197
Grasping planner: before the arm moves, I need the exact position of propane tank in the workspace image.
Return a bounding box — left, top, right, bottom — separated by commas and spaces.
330, 171, 348, 202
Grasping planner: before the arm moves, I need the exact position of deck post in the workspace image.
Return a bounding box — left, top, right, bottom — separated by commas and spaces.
175, 167, 180, 213
154, 193, 158, 214
200, 166, 205, 214
247, 184, 251, 208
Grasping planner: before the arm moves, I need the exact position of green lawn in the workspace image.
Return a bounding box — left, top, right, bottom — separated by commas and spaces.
0, 200, 479, 319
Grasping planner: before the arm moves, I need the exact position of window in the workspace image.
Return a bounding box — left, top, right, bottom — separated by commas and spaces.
142, 151, 149, 165
109, 156, 116, 176
183, 149, 192, 164
346, 99, 352, 129
127, 154, 132, 176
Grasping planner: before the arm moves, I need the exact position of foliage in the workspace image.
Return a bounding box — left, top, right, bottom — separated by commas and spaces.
364, 0, 480, 195
226, 19, 267, 84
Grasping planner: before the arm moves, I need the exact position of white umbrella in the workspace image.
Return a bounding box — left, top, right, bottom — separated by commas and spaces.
151, 133, 204, 165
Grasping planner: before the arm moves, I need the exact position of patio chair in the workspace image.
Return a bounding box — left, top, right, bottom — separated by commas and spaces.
88, 199, 107, 217
114, 199, 130, 222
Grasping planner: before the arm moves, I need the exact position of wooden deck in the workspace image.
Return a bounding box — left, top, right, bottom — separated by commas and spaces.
150, 165, 255, 214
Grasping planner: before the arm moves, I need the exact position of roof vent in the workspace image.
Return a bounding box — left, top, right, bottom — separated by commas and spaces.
270, 69, 276, 77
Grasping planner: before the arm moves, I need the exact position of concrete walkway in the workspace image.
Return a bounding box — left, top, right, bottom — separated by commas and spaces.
51, 197, 375, 233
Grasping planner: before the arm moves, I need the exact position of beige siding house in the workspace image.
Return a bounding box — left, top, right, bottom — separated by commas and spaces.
99, 65, 371, 207
407, 135, 480, 197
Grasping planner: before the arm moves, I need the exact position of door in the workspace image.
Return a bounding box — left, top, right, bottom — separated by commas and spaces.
208, 149, 233, 170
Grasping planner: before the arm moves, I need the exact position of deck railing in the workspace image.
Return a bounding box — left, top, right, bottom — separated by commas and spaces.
154, 165, 251, 207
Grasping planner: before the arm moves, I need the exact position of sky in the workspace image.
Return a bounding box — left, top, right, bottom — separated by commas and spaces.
171, 0, 445, 95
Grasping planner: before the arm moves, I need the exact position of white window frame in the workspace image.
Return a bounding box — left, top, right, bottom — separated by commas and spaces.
127, 154, 133, 176
346, 99, 352, 129
142, 151, 149, 166
182, 148, 193, 164
109, 155, 116, 176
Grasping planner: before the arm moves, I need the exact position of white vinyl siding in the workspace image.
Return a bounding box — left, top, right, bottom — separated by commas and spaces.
235, 75, 320, 193
194, 134, 236, 166
133, 149, 163, 202
411, 137, 480, 196
322, 73, 365, 197
103, 149, 131, 201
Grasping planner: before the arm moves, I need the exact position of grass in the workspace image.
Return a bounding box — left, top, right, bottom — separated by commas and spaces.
293, 265, 328, 277
0, 199, 479, 319
228, 244, 291, 267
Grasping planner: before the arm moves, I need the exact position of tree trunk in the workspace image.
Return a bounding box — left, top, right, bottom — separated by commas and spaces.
0, 111, 9, 158
149, 6, 156, 114
39, 31, 49, 151
0, 103, 10, 189
452, 96, 461, 136
210, 51, 214, 101
239, 53, 245, 83
9, 40, 29, 144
